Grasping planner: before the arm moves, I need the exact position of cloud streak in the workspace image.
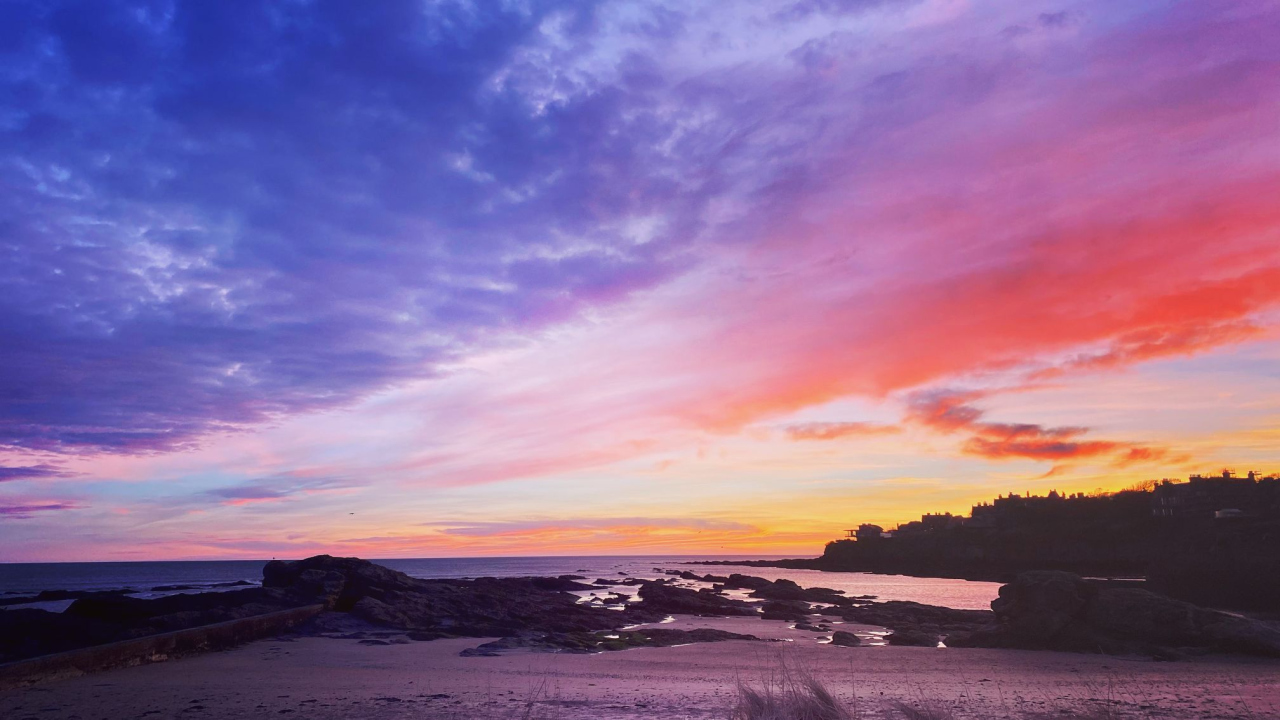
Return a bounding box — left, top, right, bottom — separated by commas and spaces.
906, 390, 1173, 464
785, 422, 902, 441
0, 502, 81, 519
0, 465, 75, 482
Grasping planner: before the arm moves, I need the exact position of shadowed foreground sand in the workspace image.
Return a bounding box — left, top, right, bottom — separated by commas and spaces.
2, 616, 1277, 719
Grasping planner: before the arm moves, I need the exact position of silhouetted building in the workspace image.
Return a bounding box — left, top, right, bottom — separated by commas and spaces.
854, 523, 884, 541
1151, 470, 1280, 519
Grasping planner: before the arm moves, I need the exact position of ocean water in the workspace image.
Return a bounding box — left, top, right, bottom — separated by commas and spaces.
0, 555, 1000, 612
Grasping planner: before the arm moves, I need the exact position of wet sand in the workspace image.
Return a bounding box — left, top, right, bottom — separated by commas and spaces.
2, 616, 1277, 719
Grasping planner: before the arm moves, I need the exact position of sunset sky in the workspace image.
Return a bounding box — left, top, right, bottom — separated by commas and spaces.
2, 0, 1279, 562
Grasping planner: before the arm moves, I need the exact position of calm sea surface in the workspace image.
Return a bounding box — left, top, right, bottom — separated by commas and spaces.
0, 556, 1000, 611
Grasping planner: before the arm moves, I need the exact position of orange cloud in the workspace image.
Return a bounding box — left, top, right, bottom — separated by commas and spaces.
906, 390, 1175, 465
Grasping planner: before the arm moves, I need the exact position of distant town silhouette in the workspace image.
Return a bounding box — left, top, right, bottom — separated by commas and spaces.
749, 472, 1280, 611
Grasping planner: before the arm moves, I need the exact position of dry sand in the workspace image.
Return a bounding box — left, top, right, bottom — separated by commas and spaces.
2, 615, 1277, 720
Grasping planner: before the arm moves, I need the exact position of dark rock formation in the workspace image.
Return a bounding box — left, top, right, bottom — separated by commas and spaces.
829, 630, 861, 647
887, 629, 939, 646
634, 581, 757, 617
150, 580, 255, 592
264, 555, 662, 636
840, 601, 991, 641
749, 578, 847, 604
0, 589, 133, 607
459, 628, 762, 656
760, 600, 810, 621
722, 574, 774, 591
0, 609, 122, 662
948, 571, 1280, 658
530, 576, 599, 592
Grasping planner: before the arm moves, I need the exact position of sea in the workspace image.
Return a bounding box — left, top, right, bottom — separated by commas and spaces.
0, 555, 1000, 613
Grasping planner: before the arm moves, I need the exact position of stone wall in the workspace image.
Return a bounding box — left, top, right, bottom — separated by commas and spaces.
0, 603, 324, 690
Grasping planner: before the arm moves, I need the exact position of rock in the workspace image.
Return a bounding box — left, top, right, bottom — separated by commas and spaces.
991, 571, 1095, 645
350, 596, 414, 628
887, 629, 938, 646
723, 574, 774, 590
750, 579, 846, 604
4, 555, 788, 665
530, 576, 597, 592
841, 601, 991, 640
460, 627, 762, 656
0, 589, 133, 607
949, 571, 1280, 658
0, 609, 120, 663
634, 581, 757, 617
829, 630, 861, 647
760, 600, 810, 621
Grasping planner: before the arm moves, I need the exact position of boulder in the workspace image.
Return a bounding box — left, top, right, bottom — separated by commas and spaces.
760, 600, 810, 621
723, 574, 774, 591
829, 630, 861, 647
887, 629, 938, 646
990, 571, 1095, 645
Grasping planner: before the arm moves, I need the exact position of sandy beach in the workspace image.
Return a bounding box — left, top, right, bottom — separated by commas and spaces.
4, 615, 1277, 720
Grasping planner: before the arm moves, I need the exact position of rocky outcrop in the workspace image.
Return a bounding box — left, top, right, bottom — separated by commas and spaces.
749, 579, 848, 605
948, 571, 1280, 658
722, 574, 774, 591
460, 628, 763, 656
760, 600, 811, 621
829, 630, 861, 647
634, 581, 757, 616
0, 589, 133, 608
840, 601, 991, 642
264, 555, 664, 636
886, 629, 939, 646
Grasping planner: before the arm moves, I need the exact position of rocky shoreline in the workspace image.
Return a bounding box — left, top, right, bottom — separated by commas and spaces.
3, 555, 1278, 668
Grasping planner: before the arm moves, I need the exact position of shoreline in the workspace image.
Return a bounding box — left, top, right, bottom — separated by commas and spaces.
4, 619, 1279, 719
5, 554, 1279, 714
689, 558, 1151, 589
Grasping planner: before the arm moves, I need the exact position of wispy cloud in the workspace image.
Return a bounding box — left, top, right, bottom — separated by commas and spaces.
0, 464, 76, 482
428, 517, 760, 537
203, 474, 362, 507
784, 422, 902, 440
0, 502, 81, 519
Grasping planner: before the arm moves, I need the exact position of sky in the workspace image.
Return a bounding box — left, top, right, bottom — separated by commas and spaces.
2, 0, 1279, 562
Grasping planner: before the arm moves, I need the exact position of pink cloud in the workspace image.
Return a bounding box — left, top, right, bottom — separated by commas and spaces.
785, 422, 902, 440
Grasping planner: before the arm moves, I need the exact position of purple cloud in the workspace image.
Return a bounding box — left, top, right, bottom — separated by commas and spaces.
0, 0, 718, 455
0, 502, 81, 519
203, 474, 360, 506
0, 464, 75, 482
